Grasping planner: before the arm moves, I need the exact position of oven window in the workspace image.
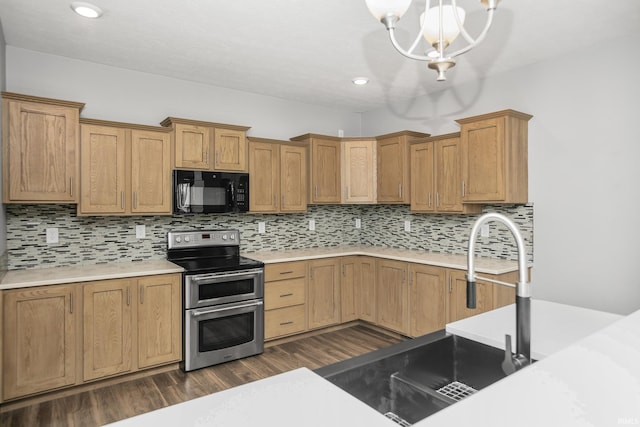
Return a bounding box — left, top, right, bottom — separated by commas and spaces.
199, 278, 255, 301
199, 312, 255, 352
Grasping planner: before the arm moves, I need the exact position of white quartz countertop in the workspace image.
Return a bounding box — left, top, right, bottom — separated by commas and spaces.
244, 245, 523, 275
446, 299, 623, 359
0, 260, 184, 290
106, 299, 636, 427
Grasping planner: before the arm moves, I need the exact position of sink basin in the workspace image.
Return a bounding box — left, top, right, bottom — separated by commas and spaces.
315, 331, 507, 425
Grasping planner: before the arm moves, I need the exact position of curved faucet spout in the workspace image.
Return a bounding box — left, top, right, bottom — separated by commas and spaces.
466, 212, 531, 374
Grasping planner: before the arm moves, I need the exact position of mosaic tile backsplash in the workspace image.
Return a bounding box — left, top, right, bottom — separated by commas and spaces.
5, 204, 533, 270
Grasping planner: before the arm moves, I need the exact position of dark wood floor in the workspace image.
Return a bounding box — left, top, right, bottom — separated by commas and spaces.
0, 324, 404, 426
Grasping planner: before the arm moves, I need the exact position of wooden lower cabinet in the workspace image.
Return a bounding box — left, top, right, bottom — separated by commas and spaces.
137, 274, 182, 369
1, 273, 181, 402
2, 284, 79, 400
376, 259, 409, 335
308, 258, 341, 329
357, 257, 377, 323
264, 261, 308, 340
340, 257, 358, 322
409, 264, 447, 337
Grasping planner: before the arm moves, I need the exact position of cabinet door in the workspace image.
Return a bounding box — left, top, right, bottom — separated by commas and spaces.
83, 279, 133, 381
3, 285, 78, 399
131, 130, 172, 214
174, 123, 211, 170
410, 142, 435, 212
435, 136, 464, 212
409, 264, 447, 337
376, 259, 409, 335
308, 258, 341, 329
377, 136, 409, 203
79, 124, 127, 214
342, 140, 376, 203
340, 257, 358, 322
249, 141, 279, 212
214, 128, 247, 171
280, 144, 307, 212
357, 257, 377, 323
137, 274, 182, 369
310, 138, 341, 203
461, 117, 505, 202
5, 100, 79, 202
447, 269, 494, 322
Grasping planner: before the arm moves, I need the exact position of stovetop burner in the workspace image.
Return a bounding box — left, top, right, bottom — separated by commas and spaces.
167, 229, 263, 274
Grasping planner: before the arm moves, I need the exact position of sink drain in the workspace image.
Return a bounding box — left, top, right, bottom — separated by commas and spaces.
435, 381, 477, 402
384, 412, 412, 427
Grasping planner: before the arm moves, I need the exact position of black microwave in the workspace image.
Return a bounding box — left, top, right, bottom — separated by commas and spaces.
173, 170, 249, 214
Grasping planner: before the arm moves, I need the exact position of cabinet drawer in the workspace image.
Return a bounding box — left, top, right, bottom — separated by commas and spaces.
265, 261, 307, 282
265, 305, 306, 340
265, 278, 306, 310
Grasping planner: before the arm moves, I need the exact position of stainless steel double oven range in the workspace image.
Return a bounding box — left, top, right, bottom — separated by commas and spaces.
167, 229, 265, 372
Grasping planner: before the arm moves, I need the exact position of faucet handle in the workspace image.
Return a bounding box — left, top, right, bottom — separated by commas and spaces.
501, 334, 517, 375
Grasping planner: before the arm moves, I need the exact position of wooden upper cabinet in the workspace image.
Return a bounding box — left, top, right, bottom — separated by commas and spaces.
410, 134, 482, 214
2, 92, 84, 203
161, 117, 250, 172
173, 123, 211, 170
78, 119, 172, 216
80, 123, 127, 214
214, 128, 247, 171
2, 284, 79, 400
377, 131, 429, 204
456, 109, 532, 204
342, 138, 376, 203
248, 138, 307, 213
291, 134, 341, 204
130, 129, 172, 214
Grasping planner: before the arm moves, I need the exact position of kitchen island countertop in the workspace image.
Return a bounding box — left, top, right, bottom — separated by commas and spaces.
107, 299, 636, 427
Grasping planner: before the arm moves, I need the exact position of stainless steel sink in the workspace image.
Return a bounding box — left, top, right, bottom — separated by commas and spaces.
315, 331, 507, 425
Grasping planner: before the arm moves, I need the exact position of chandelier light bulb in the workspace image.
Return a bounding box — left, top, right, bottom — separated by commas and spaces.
365, 0, 412, 21
421, 6, 466, 47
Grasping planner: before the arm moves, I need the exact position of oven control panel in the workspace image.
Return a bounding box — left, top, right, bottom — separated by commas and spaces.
168, 230, 239, 249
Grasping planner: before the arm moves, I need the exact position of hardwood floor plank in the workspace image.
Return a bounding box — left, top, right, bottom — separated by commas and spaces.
0, 324, 404, 426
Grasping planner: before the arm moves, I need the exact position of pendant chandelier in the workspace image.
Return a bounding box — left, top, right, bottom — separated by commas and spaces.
365, 0, 499, 81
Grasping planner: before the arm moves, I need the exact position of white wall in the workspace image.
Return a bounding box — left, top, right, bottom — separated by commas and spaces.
5, 47, 362, 140
362, 35, 640, 315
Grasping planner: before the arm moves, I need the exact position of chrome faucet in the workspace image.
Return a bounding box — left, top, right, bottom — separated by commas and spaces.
466, 212, 531, 375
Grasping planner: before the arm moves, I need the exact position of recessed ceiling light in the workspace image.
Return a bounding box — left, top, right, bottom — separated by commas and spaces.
70, 2, 103, 18
352, 77, 369, 85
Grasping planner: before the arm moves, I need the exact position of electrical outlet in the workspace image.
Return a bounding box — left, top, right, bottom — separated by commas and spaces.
258, 222, 266, 234
481, 223, 490, 237
404, 220, 411, 232
355, 218, 361, 229
136, 224, 146, 239
309, 219, 316, 231
46, 228, 59, 244
338, 129, 344, 137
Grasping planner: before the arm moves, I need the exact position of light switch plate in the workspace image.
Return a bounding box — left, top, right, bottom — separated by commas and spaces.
355, 218, 361, 229
404, 220, 411, 232
46, 228, 59, 244
481, 223, 490, 237
309, 219, 316, 231
136, 224, 146, 239
258, 222, 266, 234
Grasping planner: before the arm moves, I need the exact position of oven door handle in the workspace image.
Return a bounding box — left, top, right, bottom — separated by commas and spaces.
191, 300, 263, 317
190, 269, 263, 283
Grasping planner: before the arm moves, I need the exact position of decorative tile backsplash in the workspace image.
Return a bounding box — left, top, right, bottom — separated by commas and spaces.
5, 204, 533, 270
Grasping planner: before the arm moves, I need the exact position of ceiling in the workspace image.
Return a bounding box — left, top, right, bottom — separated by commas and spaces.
1, 0, 639, 113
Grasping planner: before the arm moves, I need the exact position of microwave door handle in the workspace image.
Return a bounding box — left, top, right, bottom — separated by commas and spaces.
177, 183, 190, 212
229, 181, 235, 207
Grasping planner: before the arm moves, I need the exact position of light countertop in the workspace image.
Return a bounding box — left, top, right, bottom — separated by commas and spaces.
107, 299, 634, 427
0, 260, 184, 290
245, 245, 523, 275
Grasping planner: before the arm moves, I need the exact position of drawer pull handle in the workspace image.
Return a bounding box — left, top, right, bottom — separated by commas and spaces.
280, 293, 293, 297
279, 321, 294, 326
279, 271, 294, 275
